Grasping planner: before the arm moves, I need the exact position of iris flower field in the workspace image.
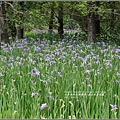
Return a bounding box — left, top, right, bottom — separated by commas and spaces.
0, 33, 120, 118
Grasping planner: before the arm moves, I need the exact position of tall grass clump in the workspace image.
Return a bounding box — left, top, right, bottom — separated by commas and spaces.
0, 33, 120, 118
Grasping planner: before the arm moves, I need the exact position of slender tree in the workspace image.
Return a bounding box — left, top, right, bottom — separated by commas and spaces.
95, 1, 100, 36
16, 1, 24, 39
58, 2, 64, 38
0, 1, 9, 44
87, 2, 96, 42
49, 2, 55, 33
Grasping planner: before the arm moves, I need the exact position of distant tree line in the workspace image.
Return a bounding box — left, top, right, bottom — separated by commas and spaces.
0, 1, 120, 44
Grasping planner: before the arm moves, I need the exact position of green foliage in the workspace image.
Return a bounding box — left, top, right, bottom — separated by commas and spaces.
4, 1, 120, 42
64, 18, 80, 30
96, 33, 120, 45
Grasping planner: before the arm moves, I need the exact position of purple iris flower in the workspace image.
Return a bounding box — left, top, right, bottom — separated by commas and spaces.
110, 104, 118, 110
29, 67, 40, 76
115, 80, 119, 84
115, 49, 120, 53
58, 72, 61, 76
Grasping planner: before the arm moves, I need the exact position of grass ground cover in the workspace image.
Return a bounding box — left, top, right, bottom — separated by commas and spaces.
0, 33, 120, 118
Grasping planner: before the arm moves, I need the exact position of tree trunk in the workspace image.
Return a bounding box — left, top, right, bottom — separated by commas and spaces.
16, 26, 24, 39
87, 13, 96, 42
16, 1, 24, 39
87, 2, 96, 42
95, 1, 100, 36
49, 3, 54, 33
95, 15, 100, 36
0, 1, 9, 44
58, 2, 64, 38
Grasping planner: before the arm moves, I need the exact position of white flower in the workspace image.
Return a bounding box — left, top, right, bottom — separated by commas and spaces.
31, 92, 35, 97
31, 92, 38, 97
40, 103, 47, 110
